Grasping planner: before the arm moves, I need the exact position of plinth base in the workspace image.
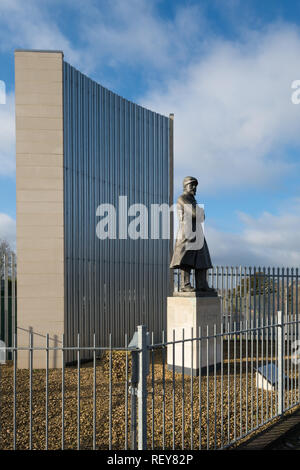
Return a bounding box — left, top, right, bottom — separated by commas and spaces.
173, 290, 218, 297
167, 295, 221, 376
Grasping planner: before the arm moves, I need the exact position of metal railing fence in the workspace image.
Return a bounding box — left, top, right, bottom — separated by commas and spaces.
1, 257, 299, 348
0, 312, 299, 450
147, 312, 300, 450
174, 266, 299, 328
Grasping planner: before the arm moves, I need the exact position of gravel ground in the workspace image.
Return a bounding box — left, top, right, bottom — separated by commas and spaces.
0, 343, 299, 450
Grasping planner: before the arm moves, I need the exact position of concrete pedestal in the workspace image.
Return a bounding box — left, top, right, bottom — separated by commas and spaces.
167, 295, 221, 375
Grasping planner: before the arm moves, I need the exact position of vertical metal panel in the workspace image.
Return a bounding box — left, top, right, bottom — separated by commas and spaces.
63, 62, 171, 351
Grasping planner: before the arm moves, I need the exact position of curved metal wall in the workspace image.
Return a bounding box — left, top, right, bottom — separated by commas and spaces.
63, 61, 171, 350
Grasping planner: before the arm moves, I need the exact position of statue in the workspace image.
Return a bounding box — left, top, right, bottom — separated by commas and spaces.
170, 176, 216, 294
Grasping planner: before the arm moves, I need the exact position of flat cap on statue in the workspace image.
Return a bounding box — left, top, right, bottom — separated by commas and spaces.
183, 176, 198, 187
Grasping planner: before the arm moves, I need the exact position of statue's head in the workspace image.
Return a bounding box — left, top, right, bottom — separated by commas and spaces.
183, 176, 198, 195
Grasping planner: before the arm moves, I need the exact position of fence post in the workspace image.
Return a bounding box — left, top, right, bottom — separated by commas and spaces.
137, 325, 148, 450
130, 350, 138, 450
277, 310, 284, 415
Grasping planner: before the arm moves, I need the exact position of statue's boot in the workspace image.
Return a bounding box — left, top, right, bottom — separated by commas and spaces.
180, 267, 196, 292
195, 269, 215, 292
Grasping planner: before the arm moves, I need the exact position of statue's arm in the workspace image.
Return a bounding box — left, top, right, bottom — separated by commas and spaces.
177, 195, 196, 219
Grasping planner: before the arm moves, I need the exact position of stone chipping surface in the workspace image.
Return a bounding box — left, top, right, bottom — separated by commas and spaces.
0, 344, 299, 450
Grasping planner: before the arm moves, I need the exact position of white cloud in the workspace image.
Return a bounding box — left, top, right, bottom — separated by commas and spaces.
0, 92, 15, 176
142, 24, 300, 194
0, 213, 16, 248
78, 0, 206, 72
0, 0, 206, 76
0, 0, 82, 66
206, 199, 300, 267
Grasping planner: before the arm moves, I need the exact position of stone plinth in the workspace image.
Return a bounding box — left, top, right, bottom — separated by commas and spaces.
167, 295, 221, 375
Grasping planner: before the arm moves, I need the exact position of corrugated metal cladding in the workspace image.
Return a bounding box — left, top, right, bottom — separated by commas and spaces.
63, 61, 171, 354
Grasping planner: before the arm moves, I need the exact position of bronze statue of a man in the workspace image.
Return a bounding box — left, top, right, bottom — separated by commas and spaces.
170, 176, 215, 293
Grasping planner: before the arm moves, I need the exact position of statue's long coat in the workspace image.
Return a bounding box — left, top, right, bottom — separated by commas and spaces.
170, 192, 213, 269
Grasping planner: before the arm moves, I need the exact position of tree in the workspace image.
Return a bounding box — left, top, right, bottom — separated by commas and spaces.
0, 239, 14, 279
239, 272, 277, 296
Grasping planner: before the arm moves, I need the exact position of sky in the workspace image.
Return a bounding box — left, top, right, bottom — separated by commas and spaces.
0, 0, 300, 267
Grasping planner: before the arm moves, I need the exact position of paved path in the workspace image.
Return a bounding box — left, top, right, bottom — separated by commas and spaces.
236, 409, 300, 450
269, 423, 300, 450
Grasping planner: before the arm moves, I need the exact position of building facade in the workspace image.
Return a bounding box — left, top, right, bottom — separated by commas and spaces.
15, 50, 173, 366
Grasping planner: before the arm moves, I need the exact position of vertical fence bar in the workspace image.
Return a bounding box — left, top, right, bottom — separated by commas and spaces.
12, 253, 16, 340
227, 321, 230, 445
172, 329, 175, 450
190, 327, 194, 450
61, 334, 65, 450
77, 333, 80, 450
230, 267, 234, 328
239, 321, 242, 438
29, 331, 33, 450
13, 332, 17, 450
272, 267, 275, 327
198, 326, 202, 450
220, 323, 224, 448
270, 316, 273, 419
221, 266, 224, 325
239, 266, 242, 324
287, 269, 290, 410
206, 325, 209, 450
261, 312, 264, 425
267, 267, 271, 334
162, 330, 165, 450
296, 269, 299, 407
109, 333, 112, 450
263, 267, 266, 331
296, 268, 299, 326
0, 254, 2, 344
125, 333, 128, 451
291, 269, 294, 405
256, 317, 259, 428
251, 319, 254, 431
4, 255, 8, 354
245, 320, 248, 435
233, 321, 236, 442
45, 333, 49, 450
277, 311, 284, 415
137, 325, 148, 450
93, 332, 97, 450
182, 328, 185, 450
275, 312, 279, 415
265, 315, 272, 420
131, 355, 137, 451
151, 331, 155, 450
226, 266, 229, 327
253, 267, 257, 330
0, 349, 1, 449
214, 324, 217, 449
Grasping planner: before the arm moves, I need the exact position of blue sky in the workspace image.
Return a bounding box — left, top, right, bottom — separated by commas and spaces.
0, 0, 300, 266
